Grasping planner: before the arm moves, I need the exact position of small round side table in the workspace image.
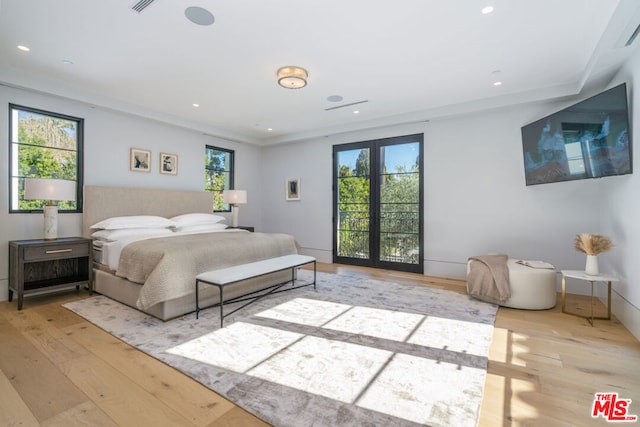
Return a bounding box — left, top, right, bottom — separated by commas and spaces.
561, 270, 618, 326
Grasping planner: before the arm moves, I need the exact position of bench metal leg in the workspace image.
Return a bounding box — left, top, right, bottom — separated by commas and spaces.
219, 285, 224, 328
195, 280, 200, 319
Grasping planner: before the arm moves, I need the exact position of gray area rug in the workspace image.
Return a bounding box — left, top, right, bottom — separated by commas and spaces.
64, 270, 498, 427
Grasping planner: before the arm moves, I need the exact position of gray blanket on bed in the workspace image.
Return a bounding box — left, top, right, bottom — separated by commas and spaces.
116, 231, 298, 310
467, 254, 510, 304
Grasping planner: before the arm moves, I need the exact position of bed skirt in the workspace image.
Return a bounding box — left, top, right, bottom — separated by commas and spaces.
94, 267, 293, 321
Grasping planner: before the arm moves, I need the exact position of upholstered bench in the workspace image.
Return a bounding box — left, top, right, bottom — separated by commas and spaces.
467, 258, 557, 310
195, 254, 316, 327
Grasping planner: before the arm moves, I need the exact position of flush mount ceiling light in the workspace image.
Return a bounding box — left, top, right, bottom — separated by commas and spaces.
277, 66, 308, 89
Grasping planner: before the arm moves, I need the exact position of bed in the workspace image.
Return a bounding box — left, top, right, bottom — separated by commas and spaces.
83, 185, 298, 320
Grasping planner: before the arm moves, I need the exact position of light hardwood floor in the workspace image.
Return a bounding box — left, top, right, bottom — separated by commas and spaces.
1, 263, 639, 426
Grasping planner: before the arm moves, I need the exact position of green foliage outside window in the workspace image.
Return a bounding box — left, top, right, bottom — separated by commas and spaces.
205, 145, 234, 212
336, 144, 421, 264
10, 105, 82, 212
337, 150, 371, 259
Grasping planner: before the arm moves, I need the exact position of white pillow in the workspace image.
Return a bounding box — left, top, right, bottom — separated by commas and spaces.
90, 215, 176, 230
175, 223, 228, 233
91, 228, 174, 242
170, 213, 225, 227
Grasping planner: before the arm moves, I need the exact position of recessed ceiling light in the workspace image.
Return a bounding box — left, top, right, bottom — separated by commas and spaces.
267, 128, 273, 132
192, 103, 200, 107
493, 81, 502, 86
327, 95, 343, 102
481, 6, 494, 14
62, 59, 74, 65
185, 6, 215, 26
17, 45, 30, 52
353, 110, 360, 114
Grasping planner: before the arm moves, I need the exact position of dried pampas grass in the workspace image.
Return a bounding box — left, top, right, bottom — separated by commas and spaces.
574, 233, 613, 255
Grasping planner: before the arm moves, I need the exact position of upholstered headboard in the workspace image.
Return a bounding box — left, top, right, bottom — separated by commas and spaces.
83, 185, 214, 238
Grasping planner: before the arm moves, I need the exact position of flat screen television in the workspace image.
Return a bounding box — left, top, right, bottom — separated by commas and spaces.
521, 83, 632, 186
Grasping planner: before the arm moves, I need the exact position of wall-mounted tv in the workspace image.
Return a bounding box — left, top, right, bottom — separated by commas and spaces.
521, 83, 632, 186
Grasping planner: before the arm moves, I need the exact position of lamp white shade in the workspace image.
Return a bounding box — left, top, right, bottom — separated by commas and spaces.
24, 178, 76, 203
23, 178, 76, 239
222, 190, 247, 205
222, 190, 247, 227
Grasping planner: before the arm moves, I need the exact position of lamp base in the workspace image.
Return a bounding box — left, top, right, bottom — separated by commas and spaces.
231, 204, 239, 228
43, 205, 59, 240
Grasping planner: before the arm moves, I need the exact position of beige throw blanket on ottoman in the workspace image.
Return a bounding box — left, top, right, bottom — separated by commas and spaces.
467, 254, 510, 304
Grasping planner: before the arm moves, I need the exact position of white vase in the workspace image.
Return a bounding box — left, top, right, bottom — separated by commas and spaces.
585, 255, 599, 276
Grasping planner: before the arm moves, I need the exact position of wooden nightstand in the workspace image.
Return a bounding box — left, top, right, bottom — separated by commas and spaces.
8, 237, 92, 310
227, 226, 255, 232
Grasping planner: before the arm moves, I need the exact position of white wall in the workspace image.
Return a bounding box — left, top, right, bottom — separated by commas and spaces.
0, 85, 264, 301
600, 48, 640, 339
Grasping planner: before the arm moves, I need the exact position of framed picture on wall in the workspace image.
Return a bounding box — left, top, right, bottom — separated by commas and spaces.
130, 148, 151, 172
160, 152, 178, 175
286, 178, 300, 201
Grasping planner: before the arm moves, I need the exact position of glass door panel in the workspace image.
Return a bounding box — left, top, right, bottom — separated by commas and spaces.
379, 142, 421, 265
336, 148, 371, 260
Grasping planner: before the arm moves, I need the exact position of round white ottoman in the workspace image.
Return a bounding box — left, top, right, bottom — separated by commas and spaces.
467, 259, 557, 309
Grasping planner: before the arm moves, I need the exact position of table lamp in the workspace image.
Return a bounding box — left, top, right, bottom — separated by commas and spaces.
24, 178, 76, 240
222, 189, 247, 227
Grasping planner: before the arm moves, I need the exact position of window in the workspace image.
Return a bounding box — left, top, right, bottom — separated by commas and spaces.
9, 104, 84, 213
205, 145, 234, 212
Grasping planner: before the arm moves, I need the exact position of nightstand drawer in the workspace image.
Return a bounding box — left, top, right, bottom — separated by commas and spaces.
23, 242, 90, 261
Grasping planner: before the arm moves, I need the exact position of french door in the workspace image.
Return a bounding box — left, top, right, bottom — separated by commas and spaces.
333, 134, 424, 273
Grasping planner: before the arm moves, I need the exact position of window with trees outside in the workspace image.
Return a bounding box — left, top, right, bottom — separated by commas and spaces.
9, 104, 83, 213
205, 145, 234, 212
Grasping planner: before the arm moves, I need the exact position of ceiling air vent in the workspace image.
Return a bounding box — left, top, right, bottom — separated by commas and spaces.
625, 22, 640, 46
325, 100, 369, 111
131, 0, 156, 13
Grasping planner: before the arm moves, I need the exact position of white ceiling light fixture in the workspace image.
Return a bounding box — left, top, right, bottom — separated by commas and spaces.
277, 66, 308, 89
482, 6, 494, 15
17, 45, 30, 52
492, 69, 502, 86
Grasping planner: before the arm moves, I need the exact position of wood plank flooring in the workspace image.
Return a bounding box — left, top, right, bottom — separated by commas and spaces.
1, 263, 638, 426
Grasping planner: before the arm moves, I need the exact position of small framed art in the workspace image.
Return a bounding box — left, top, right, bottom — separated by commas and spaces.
160, 152, 178, 175
286, 178, 300, 201
130, 148, 151, 172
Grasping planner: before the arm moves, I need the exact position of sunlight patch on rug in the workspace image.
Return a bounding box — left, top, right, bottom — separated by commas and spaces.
409, 316, 494, 357
358, 353, 486, 424
166, 322, 303, 373
253, 297, 352, 326
324, 305, 424, 341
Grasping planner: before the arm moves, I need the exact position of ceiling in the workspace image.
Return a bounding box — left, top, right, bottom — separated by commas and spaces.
1, 0, 640, 145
